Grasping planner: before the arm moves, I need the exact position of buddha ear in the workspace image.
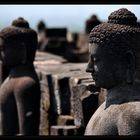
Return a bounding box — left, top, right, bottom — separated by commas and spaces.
125, 51, 135, 84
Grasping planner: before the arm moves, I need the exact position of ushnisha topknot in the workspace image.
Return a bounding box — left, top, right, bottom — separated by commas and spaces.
12, 17, 30, 28
0, 17, 37, 42
0, 17, 37, 62
108, 8, 137, 25
88, 8, 140, 50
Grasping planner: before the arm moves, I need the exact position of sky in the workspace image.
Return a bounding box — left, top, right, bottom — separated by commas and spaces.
0, 5, 140, 32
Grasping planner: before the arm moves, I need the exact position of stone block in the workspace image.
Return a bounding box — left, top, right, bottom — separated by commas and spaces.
50, 125, 78, 135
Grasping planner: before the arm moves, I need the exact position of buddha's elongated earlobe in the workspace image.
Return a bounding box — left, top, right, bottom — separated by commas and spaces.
126, 51, 135, 84
126, 69, 134, 84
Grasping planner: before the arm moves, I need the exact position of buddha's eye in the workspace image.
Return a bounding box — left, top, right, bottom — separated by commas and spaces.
94, 58, 99, 63
90, 54, 100, 63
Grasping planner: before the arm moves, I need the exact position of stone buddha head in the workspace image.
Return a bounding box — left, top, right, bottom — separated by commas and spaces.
86, 8, 140, 89
0, 17, 37, 67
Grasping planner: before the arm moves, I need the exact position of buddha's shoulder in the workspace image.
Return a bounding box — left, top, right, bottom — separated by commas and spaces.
107, 101, 140, 117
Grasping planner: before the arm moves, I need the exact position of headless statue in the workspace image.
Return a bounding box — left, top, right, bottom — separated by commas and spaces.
85, 8, 140, 135
0, 17, 41, 135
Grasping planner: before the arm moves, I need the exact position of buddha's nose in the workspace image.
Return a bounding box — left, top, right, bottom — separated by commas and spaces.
86, 61, 94, 73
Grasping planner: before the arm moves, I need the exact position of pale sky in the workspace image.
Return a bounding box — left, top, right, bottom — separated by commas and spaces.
0, 5, 140, 32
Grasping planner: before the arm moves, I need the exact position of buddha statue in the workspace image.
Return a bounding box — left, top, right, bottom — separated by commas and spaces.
0, 17, 41, 135
85, 8, 140, 135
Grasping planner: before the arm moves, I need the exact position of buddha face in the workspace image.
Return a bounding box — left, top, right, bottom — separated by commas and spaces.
86, 43, 128, 89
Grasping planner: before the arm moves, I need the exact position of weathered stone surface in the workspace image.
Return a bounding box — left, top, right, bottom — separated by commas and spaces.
51, 70, 90, 116
34, 52, 92, 135
34, 51, 67, 64
57, 115, 74, 126
71, 82, 100, 129
53, 77, 71, 115
50, 125, 78, 135
34, 61, 89, 76
39, 74, 50, 135
98, 88, 107, 106
35, 60, 90, 116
